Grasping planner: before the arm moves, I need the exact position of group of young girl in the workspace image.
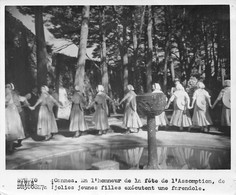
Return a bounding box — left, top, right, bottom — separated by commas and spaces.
163, 79, 231, 132
5, 83, 141, 153
70, 84, 143, 136
5, 79, 231, 154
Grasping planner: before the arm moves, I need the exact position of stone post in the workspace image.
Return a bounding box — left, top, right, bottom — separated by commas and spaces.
137, 93, 166, 169
147, 116, 158, 169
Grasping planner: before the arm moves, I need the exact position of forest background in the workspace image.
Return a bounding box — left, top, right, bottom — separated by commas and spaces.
5, 5, 230, 106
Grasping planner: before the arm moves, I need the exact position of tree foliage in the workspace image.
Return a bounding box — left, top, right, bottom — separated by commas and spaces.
7, 5, 230, 99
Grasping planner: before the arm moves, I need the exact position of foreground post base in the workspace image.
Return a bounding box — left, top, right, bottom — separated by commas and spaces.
91, 160, 119, 170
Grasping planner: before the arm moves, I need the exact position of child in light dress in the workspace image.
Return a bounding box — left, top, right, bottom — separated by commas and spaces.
152, 83, 169, 130
170, 78, 180, 96
189, 82, 213, 132
5, 84, 25, 153
166, 83, 192, 131
29, 86, 61, 141
212, 80, 231, 133
10, 83, 31, 147
69, 86, 88, 137
119, 84, 142, 134
89, 85, 113, 135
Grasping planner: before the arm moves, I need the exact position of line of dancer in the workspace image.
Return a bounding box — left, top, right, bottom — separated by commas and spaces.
5, 79, 231, 154
166, 80, 230, 132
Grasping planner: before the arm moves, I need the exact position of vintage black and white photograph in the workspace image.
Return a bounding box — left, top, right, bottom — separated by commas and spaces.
4, 4, 231, 172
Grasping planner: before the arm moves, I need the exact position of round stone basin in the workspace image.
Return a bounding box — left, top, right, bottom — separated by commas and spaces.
14, 145, 229, 170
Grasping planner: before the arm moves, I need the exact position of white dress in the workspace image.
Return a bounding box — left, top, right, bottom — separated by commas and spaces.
93, 92, 110, 130
5, 91, 25, 141
216, 87, 231, 126
69, 92, 88, 132
122, 91, 143, 129
192, 89, 213, 127
37, 93, 58, 136
169, 91, 192, 128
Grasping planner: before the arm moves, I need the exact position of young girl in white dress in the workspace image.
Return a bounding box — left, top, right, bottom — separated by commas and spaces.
89, 85, 113, 135
5, 84, 25, 153
29, 86, 61, 141
212, 80, 231, 131
69, 86, 88, 137
119, 84, 143, 134
189, 82, 213, 132
152, 83, 169, 130
166, 83, 192, 131
170, 78, 180, 96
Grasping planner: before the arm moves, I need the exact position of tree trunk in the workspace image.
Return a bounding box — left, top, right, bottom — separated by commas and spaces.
75, 6, 90, 93
199, 63, 202, 74
54, 54, 60, 95
147, 116, 158, 169
163, 40, 170, 93
35, 6, 48, 89
146, 5, 153, 93
152, 6, 160, 82
186, 46, 197, 81
132, 21, 138, 86
213, 34, 218, 82
220, 59, 225, 86
118, 23, 129, 94
170, 61, 175, 81
177, 39, 184, 77
203, 22, 211, 87
123, 25, 129, 93
133, 6, 145, 94
163, 7, 172, 93
100, 7, 109, 93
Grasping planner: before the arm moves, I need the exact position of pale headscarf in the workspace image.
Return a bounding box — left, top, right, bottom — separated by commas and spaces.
127, 84, 134, 91
197, 81, 205, 89
41, 85, 49, 93
10, 83, 15, 90
175, 83, 185, 91
224, 80, 230, 87
97, 85, 105, 92
6, 83, 14, 90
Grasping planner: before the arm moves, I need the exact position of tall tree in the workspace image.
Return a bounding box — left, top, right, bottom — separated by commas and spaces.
163, 6, 172, 93
100, 6, 109, 93
202, 20, 211, 86
151, 6, 162, 84
122, 24, 129, 93
35, 6, 48, 88
75, 6, 90, 92
114, 6, 130, 94
146, 5, 153, 92
131, 9, 138, 87
132, 6, 145, 93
